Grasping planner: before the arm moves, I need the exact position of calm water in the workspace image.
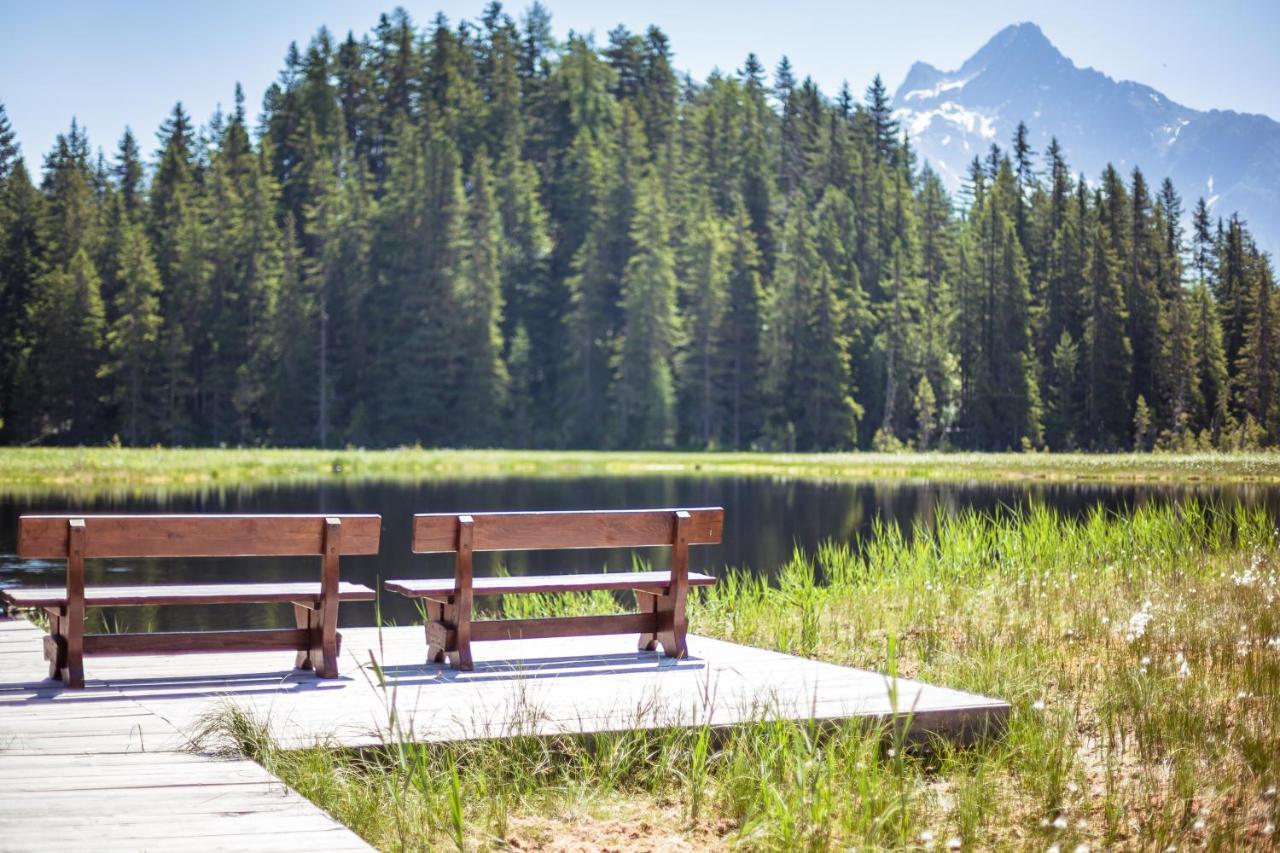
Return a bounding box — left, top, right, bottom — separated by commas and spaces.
0, 476, 1275, 631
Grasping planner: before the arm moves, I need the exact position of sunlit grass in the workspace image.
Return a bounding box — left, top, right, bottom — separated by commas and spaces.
3, 446, 1280, 494
192, 502, 1280, 850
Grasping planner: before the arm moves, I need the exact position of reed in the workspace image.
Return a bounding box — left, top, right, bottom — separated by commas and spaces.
192, 501, 1280, 850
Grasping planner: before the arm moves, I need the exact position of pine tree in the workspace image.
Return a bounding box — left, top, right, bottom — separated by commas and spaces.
675, 195, 727, 447
612, 170, 679, 448
103, 220, 163, 445
114, 129, 145, 221
12, 249, 105, 443
41, 121, 97, 270
266, 217, 316, 444
1188, 280, 1229, 436
0, 160, 46, 439
1046, 330, 1080, 449
0, 102, 19, 181
865, 74, 896, 163
713, 203, 766, 449
796, 264, 860, 449
1235, 252, 1277, 437
1126, 168, 1163, 424
454, 151, 510, 445
1082, 193, 1132, 448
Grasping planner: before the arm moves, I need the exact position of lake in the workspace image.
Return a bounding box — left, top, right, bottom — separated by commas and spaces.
0, 476, 1274, 631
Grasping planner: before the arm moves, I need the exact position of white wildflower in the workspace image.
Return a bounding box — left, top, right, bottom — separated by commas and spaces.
1125, 601, 1154, 641
1052, 815, 1068, 830
920, 830, 935, 844
1192, 818, 1205, 831
1032, 699, 1046, 712
946, 837, 962, 850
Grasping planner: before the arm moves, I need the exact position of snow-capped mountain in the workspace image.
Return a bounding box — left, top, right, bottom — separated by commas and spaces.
893, 22, 1280, 252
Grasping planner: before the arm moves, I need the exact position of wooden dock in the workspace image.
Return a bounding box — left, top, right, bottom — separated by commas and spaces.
0, 614, 1008, 850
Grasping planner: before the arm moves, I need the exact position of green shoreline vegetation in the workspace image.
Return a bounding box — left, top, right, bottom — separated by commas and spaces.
4, 447, 1280, 493
192, 502, 1280, 850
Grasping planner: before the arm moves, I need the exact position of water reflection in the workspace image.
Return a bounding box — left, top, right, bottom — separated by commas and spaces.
0, 476, 1273, 631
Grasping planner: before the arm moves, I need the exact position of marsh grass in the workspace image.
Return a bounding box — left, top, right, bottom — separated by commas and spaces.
192, 502, 1280, 850
6, 446, 1280, 493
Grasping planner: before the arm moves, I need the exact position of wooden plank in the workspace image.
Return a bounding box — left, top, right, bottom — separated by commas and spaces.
412, 507, 723, 553
18, 514, 381, 558
3, 581, 377, 609
82, 628, 310, 656
387, 570, 717, 598
469, 612, 658, 641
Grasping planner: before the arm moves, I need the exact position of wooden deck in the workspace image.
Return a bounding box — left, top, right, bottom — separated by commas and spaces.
0, 614, 1009, 850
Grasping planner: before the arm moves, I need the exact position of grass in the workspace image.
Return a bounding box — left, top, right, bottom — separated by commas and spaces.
5, 446, 1280, 493
192, 501, 1280, 851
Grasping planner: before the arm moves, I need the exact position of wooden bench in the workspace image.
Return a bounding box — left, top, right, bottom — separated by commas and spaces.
385, 507, 723, 671
1, 514, 381, 688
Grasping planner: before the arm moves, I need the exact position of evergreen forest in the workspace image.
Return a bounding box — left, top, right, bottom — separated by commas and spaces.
0, 4, 1275, 452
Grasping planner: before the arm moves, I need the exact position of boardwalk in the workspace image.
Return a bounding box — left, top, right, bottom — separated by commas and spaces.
0, 614, 1008, 850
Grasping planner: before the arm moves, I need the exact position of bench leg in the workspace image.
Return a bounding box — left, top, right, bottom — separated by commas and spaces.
635, 590, 687, 659
293, 604, 315, 671
307, 603, 340, 679
425, 600, 447, 664
44, 608, 68, 680
442, 597, 473, 671
58, 609, 85, 689
635, 591, 659, 652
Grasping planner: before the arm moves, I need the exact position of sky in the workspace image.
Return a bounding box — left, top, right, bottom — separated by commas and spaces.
3, 0, 1279, 168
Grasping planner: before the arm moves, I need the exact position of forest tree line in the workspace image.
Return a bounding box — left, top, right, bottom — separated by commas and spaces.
0, 4, 1276, 452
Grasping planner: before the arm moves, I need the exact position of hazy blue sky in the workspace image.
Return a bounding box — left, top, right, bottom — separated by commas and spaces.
3, 0, 1278, 166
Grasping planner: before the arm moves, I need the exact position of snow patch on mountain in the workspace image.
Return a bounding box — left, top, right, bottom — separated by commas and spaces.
892, 22, 1280, 252
896, 101, 997, 142
900, 76, 973, 102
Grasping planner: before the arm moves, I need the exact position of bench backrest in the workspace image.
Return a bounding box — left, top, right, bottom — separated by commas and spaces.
411, 507, 723, 553
18, 514, 382, 559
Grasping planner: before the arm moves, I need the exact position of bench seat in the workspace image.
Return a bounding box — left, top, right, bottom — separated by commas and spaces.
2, 581, 377, 610
386, 571, 716, 599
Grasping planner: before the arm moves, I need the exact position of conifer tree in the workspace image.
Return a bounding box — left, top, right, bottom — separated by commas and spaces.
1126, 168, 1163, 421
1082, 194, 1133, 448
454, 151, 510, 445
114, 129, 145, 221
713, 203, 766, 449
613, 170, 678, 448
0, 160, 46, 439
675, 195, 727, 447
0, 103, 18, 181
1188, 280, 1229, 435
12, 249, 104, 443
1235, 253, 1277, 436
266, 217, 316, 445
104, 219, 163, 445
1045, 330, 1080, 449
